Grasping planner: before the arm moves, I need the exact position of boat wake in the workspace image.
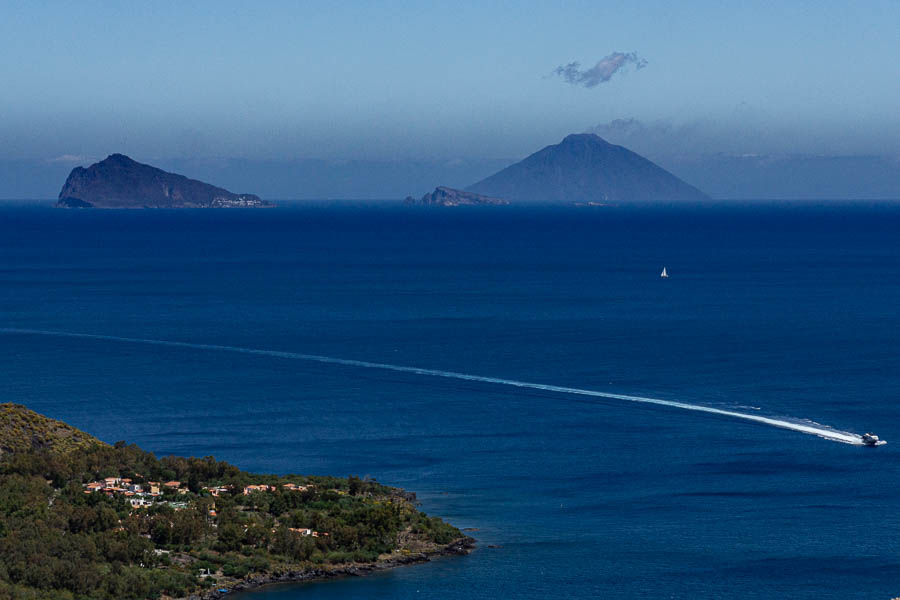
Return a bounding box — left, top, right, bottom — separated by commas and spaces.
0, 327, 879, 446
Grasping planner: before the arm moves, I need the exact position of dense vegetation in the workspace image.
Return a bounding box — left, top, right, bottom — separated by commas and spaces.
0, 404, 464, 600
0, 403, 103, 455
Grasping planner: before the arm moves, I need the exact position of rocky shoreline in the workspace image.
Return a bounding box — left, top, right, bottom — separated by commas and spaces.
188, 537, 476, 599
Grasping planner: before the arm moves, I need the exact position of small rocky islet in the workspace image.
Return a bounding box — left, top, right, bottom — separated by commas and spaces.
405, 186, 509, 206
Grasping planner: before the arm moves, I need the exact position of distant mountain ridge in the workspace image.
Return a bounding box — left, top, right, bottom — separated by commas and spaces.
465, 133, 709, 204
57, 154, 271, 208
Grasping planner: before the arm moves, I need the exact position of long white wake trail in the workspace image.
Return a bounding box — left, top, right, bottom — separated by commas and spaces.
0, 328, 868, 445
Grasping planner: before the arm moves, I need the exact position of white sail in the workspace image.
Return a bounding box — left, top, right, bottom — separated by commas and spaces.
660, 267, 668, 278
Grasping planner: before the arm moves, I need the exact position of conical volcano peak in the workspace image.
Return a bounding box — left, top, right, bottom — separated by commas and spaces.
560, 133, 611, 145
466, 133, 709, 205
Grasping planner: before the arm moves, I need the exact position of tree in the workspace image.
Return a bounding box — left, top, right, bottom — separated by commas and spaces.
215, 523, 243, 552
268, 493, 287, 517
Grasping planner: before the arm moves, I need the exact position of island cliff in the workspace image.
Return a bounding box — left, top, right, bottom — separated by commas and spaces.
0, 404, 473, 600
57, 154, 272, 208
465, 133, 710, 205
407, 186, 509, 206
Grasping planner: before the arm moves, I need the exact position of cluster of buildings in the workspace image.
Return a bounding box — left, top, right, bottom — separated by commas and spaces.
243, 483, 310, 495
83, 477, 186, 507
82, 477, 314, 509
202, 483, 312, 497
81, 477, 331, 536
288, 527, 330, 538
205, 485, 232, 497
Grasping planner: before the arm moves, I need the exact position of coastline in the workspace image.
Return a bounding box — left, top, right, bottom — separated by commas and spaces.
192, 537, 476, 599
0, 404, 473, 600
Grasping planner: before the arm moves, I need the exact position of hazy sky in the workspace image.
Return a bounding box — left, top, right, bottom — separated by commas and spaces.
2, 0, 899, 162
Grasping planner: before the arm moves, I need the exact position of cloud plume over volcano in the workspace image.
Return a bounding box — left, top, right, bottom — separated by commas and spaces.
552, 52, 647, 87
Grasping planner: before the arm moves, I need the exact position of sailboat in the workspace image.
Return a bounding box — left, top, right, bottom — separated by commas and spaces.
660, 267, 668, 278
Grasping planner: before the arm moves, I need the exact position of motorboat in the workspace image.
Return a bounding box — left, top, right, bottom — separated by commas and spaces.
861, 433, 884, 446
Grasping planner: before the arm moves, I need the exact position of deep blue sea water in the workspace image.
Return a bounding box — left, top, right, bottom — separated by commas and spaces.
1, 202, 899, 599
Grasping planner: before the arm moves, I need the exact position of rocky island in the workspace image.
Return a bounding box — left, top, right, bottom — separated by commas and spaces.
406, 186, 509, 206
0, 404, 473, 599
57, 154, 272, 209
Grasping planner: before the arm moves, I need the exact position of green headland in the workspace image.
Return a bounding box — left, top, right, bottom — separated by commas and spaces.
0, 403, 472, 599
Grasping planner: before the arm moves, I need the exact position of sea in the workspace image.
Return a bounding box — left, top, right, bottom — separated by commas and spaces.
1, 201, 899, 599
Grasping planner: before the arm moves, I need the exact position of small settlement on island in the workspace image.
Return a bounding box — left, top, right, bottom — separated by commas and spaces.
82, 477, 330, 537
